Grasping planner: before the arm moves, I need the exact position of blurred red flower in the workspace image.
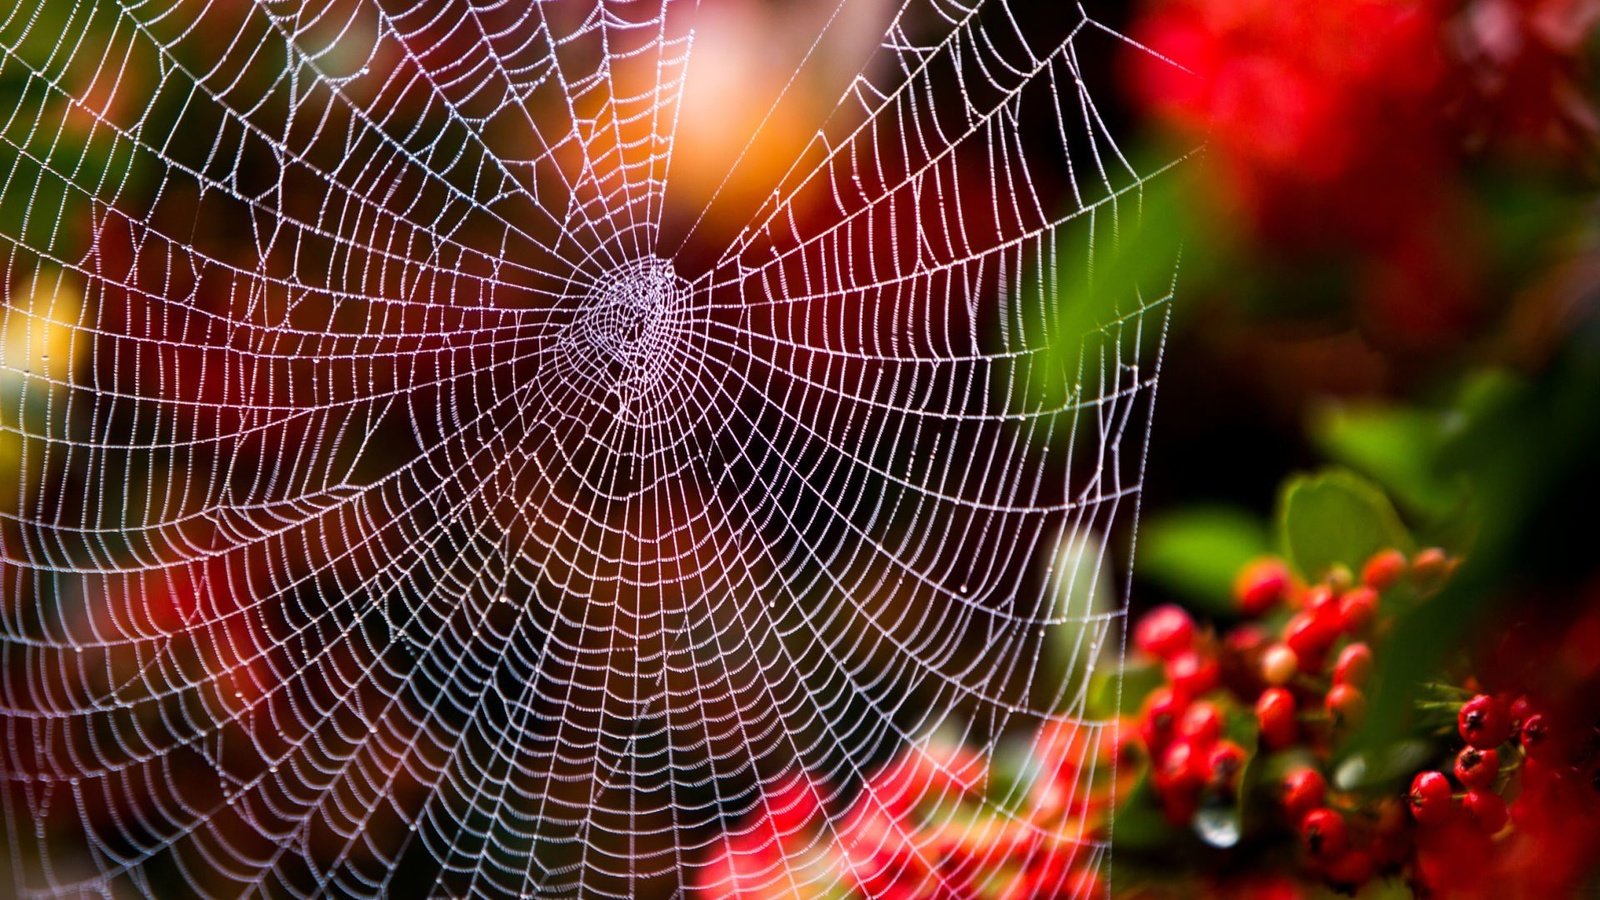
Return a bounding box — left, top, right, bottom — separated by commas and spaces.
1453, 0, 1600, 158
1129, 0, 1451, 246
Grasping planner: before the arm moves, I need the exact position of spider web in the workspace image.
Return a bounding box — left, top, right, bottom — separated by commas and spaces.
0, 0, 1187, 896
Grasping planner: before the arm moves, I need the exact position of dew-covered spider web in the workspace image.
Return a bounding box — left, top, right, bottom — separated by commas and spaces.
0, 0, 1188, 896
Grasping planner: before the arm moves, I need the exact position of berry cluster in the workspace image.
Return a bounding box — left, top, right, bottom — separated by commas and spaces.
1126, 546, 1454, 890
1406, 689, 1600, 895
1127, 0, 1600, 351
699, 543, 1600, 897
692, 729, 1110, 898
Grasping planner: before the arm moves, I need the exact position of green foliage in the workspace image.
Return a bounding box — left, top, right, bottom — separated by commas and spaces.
1012, 165, 1188, 440
1136, 469, 1417, 615
1364, 345, 1600, 750
1044, 527, 1115, 703
1087, 660, 1165, 720
1276, 468, 1413, 582
984, 741, 1034, 815
1311, 405, 1464, 522
1331, 739, 1434, 792
0, 1, 152, 260
1108, 772, 1181, 852
1140, 506, 1271, 614
1474, 171, 1591, 287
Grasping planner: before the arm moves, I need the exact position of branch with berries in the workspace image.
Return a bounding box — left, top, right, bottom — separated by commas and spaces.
1117, 541, 1455, 893
695, 468, 1600, 897
1110, 467, 1600, 897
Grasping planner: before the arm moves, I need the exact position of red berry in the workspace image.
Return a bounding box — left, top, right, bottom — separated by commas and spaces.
1160, 786, 1199, 826
1519, 755, 1572, 797
1324, 849, 1374, 888
838, 804, 921, 893
1454, 747, 1499, 790
1255, 687, 1297, 749
1337, 587, 1378, 634
1303, 584, 1339, 619
1058, 869, 1105, 899
1165, 650, 1221, 699
1370, 798, 1411, 866
766, 772, 825, 835
1282, 768, 1327, 820
1177, 701, 1223, 747
1325, 683, 1367, 730
1260, 643, 1299, 686
1235, 557, 1291, 615
1225, 623, 1268, 654
1361, 549, 1407, 591
1139, 687, 1185, 753
1206, 741, 1247, 792
1284, 611, 1338, 667
1519, 713, 1555, 761
1458, 694, 1511, 749
1299, 808, 1349, 859
1134, 604, 1195, 660
1410, 547, 1450, 588
1025, 865, 1103, 899
1408, 771, 1454, 826
1155, 739, 1206, 796
1332, 642, 1373, 687
1463, 789, 1508, 834
1508, 695, 1533, 729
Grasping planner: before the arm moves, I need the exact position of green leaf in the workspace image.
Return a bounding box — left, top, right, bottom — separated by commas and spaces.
1044, 527, 1114, 694
1007, 166, 1188, 446
1254, 748, 1322, 788
1108, 772, 1181, 852
1348, 878, 1425, 900
985, 740, 1034, 813
1139, 506, 1270, 613
1310, 404, 1462, 520
1086, 661, 1165, 720
1331, 739, 1434, 792
1276, 468, 1413, 582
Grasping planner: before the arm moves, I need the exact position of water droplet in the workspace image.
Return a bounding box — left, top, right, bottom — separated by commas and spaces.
1195, 804, 1241, 848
